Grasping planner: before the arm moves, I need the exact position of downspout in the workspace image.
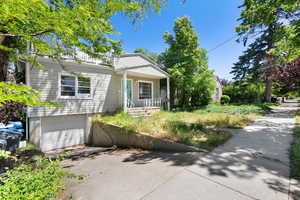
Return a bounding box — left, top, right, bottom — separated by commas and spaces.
25, 42, 31, 141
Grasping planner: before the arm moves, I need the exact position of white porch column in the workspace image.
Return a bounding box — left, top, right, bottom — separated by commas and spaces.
123, 71, 128, 112
167, 77, 170, 111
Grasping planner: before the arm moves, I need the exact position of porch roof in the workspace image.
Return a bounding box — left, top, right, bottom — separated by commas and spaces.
115, 54, 169, 79
116, 64, 169, 79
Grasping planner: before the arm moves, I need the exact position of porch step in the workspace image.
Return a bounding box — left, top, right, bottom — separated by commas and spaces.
127, 107, 161, 117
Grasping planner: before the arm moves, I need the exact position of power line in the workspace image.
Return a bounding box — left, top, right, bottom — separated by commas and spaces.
207, 31, 263, 54
207, 34, 239, 54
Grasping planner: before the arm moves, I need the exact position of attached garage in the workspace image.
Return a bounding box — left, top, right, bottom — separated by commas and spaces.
29, 115, 90, 152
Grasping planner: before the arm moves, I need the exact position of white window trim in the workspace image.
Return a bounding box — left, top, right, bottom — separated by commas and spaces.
58, 72, 92, 100
121, 78, 133, 101
137, 80, 154, 100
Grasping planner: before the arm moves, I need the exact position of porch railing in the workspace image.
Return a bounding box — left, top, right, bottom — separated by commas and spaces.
139, 98, 162, 107
61, 51, 113, 65
127, 99, 135, 108
126, 98, 169, 108
33, 49, 113, 65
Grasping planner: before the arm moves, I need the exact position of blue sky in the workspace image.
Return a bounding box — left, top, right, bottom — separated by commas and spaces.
111, 0, 246, 80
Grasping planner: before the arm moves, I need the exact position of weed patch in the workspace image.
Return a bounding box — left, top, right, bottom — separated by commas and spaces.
100, 104, 267, 150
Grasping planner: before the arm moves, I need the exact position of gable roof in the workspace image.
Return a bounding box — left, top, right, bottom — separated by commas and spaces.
120, 53, 158, 66
115, 53, 169, 77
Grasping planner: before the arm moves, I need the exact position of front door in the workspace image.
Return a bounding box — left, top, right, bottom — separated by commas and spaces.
122, 79, 133, 102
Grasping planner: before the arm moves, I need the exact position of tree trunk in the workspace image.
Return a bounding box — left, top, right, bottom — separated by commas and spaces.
0, 36, 10, 82
263, 24, 276, 103
264, 76, 273, 102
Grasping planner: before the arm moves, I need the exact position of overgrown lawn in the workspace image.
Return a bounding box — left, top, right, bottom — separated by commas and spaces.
99, 104, 270, 150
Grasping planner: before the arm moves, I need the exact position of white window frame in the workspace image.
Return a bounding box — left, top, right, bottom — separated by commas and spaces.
137, 80, 153, 100
58, 72, 92, 99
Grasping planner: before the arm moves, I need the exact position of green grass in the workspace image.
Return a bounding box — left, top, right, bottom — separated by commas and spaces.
290, 110, 300, 180
175, 103, 277, 115
99, 103, 273, 150
100, 112, 231, 150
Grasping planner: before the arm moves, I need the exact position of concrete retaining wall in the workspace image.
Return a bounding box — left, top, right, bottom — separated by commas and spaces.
89, 121, 205, 152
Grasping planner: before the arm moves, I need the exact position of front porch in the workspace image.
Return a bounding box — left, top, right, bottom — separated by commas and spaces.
117, 66, 170, 114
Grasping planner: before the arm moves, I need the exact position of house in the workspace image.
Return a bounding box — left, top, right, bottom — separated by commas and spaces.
22, 53, 170, 152
212, 76, 223, 103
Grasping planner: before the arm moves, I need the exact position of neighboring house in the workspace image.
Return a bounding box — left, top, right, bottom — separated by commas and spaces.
22, 53, 170, 152
172, 76, 223, 106
212, 76, 223, 103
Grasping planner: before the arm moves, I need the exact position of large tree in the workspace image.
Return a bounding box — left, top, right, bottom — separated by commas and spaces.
161, 16, 215, 107
0, 0, 167, 105
233, 0, 300, 102
232, 24, 278, 102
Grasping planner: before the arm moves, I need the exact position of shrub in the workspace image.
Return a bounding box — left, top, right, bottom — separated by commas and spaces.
0, 102, 26, 123
191, 69, 216, 106
223, 82, 265, 103
221, 95, 230, 104
0, 158, 67, 200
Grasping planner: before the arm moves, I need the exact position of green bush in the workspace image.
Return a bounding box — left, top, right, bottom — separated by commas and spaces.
223, 82, 265, 103
221, 95, 230, 104
0, 158, 67, 200
0, 102, 26, 123
191, 69, 216, 106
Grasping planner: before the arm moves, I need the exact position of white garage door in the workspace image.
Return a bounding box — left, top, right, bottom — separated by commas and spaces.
41, 115, 86, 151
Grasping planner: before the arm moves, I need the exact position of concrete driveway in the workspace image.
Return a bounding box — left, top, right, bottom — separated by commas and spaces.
63, 102, 300, 200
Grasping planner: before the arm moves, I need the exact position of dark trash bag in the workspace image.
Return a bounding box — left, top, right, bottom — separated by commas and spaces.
0, 131, 22, 153
0, 121, 24, 151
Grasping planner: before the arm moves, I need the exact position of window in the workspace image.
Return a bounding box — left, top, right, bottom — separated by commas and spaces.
138, 81, 152, 100
78, 77, 91, 97
60, 74, 91, 99
61, 75, 76, 97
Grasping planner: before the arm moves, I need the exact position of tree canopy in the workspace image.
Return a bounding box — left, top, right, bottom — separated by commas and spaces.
0, 0, 167, 105
237, 0, 300, 62
134, 48, 160, 62
161, 16, 215, 107
231, 24, 277, 80
274, 58, 300, 93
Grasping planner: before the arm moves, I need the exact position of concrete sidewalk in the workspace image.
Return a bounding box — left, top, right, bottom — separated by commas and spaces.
63, 102, 300, 200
